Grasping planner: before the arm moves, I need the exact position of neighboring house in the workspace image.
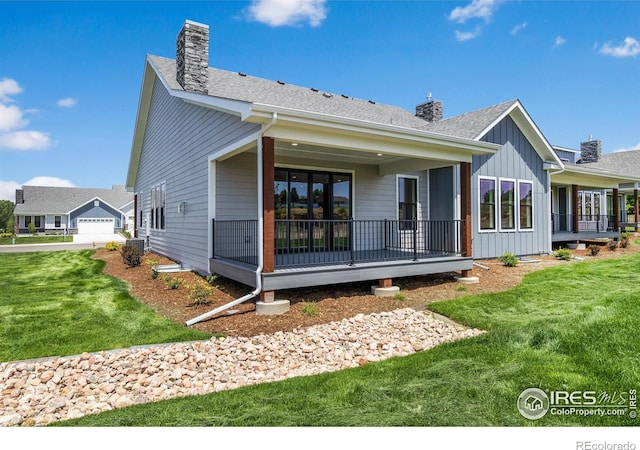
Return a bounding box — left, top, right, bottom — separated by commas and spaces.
550, 141, 640, 241
13, 185, 133, 236
126, 20, 636, 308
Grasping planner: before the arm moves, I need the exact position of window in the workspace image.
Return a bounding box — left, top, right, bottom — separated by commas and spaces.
519, 181, 533, 230
55, 216, 61, 228
150, 182, 166, 230
479, 177, 496, 231
500, 179, 516, 231
577, 191, 602, 222
34, 216, 41, 228
25, 216, 31, 228
398, 176, 418, 230
94, 200, 100, 207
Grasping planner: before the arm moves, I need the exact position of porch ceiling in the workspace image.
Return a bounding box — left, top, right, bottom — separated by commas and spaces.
551, 166, 640, 189
273, 140, 457, 174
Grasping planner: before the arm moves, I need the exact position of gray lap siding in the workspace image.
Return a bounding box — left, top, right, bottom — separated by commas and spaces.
135, 78, 260, 274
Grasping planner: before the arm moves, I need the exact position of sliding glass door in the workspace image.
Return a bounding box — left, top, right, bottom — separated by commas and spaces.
275, 168, 351, 253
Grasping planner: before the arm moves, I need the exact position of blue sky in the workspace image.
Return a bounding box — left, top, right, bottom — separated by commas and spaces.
1, 0, 639, 201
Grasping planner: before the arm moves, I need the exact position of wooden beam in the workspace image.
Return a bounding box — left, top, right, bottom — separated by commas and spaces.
262, 137, 275, 273
460, 162, 472, 277
572, 184, 579, 233
613, 188, 620, 232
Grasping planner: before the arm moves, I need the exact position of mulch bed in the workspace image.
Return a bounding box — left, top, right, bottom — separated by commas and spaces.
92, 241, 639, 337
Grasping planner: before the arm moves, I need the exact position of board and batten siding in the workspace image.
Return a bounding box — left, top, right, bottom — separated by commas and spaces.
473, 115, 551, 259
135, 78, 260, 274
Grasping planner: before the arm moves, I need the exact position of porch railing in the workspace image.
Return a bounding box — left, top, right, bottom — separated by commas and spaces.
551, 214, 616, 234
213, 218, 463, 268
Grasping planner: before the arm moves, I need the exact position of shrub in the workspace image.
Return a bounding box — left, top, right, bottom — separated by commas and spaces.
497, 252, 519, 267
150, 268, 159, 279
301, 302, 319, 317
393, 292, 407, 301
27, 222, 37, 235
206, 274, 218, 287
145, 258, 159, 267
553, 248, 573, 260
607, 239, 618, 251
162, 275, 182, 290
105, 241, 119, 251
121, 245, 142, 268
122, 230, 132, 239
619, 232, 631, 248
0, 232, 13, 238
189, 279, 212, 305
588, 244, 601, 256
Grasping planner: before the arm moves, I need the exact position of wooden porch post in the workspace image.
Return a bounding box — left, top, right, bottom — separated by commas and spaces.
613, 188, 620, 232
261, 137, 275, 302
634, 189, 638, 232
460, 162, 472, 278
571, 184, 579, 233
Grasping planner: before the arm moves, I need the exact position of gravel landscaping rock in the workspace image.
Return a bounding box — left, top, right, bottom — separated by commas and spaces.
0, 308, 482, 427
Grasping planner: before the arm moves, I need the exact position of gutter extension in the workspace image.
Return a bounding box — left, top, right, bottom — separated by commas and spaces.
185, 113, 278, 326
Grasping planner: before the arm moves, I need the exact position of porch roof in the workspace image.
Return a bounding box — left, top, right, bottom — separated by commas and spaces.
550, 164, 640, 188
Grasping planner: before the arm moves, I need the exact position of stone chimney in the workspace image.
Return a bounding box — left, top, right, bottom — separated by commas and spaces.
415, 95, 443, 122
176, 20, 209, 95
579, 136, 602, 163
15, 189, 24, 204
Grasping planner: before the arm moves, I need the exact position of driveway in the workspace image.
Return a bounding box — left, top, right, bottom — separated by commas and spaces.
73, 233, 126, 244
0, 242, 104, 253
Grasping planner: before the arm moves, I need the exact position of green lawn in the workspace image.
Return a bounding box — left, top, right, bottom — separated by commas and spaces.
55, 251, 640, 426
0, 235, 72, 245
0, 250, 210, 361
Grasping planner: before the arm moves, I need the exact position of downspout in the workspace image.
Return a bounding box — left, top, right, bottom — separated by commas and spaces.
186, 112, 278, 326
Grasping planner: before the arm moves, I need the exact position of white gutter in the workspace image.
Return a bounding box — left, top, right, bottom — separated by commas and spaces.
186, 113, 278, 326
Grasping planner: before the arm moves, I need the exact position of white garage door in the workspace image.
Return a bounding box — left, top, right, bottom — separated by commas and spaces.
77, 218, 115, 234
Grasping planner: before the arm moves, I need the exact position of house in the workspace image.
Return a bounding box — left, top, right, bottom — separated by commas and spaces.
126, 20, 505, 315
13, 185, 134, 239
549, 140, 640, 242
126, 20, 634, 319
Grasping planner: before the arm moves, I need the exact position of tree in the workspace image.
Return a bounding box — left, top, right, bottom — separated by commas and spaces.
0, 200, 14, 233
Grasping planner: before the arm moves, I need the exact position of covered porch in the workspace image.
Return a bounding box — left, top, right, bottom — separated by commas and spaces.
209, 111, 499, 294
550, 165, 639, 243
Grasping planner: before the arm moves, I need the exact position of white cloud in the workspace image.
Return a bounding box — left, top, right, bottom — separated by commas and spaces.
57, 97, 77, 108
449, 0, 503, 24
554, 36, 566, 48
245, 0, 327, 27
599, 37, 640, 57
0, 103, 28, 132
510, 22, 527, 36
455, 27, 482, 42
0, 77, 52, 151
0, 78, 22, 103
613, 142, 640, 153
0, 177, 75, 201
0, 131, 51, 151
0, 181, 20, 202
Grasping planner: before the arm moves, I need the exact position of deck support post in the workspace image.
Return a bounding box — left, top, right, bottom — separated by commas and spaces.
459, 162, 475, 280
379, 278, 393, 288
572, 184, 579, 233
613, 188, 620, 232
634, 189, 638, 232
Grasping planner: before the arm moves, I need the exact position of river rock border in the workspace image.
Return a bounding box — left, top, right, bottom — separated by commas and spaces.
0, 308, 483, 427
